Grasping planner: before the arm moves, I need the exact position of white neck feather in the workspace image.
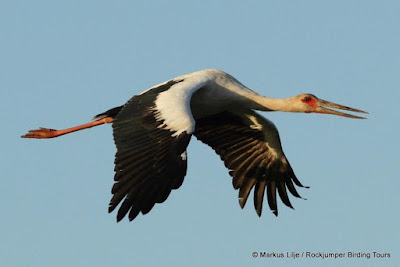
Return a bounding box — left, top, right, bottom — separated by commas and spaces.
247, 94, 299, 112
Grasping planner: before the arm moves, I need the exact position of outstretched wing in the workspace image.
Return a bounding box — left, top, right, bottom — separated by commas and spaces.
194, 110, 308, 216
109, 77, 209, 221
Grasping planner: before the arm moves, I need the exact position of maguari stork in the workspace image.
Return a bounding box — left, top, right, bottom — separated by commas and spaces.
22, 69, 368, 222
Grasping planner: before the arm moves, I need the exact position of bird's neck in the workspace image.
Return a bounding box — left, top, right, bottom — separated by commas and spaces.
250, 95, 297, 112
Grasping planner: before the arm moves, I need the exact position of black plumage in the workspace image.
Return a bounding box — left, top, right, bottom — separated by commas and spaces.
109, 79, 191, 221
194, 111, 308, 216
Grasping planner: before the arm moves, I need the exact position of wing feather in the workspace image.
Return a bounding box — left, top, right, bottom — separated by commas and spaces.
109, 77, 209, 221
267, 180, 278, 216
238, 178, 257, 208
194, 110, 308, 217
254, 180, 266, 216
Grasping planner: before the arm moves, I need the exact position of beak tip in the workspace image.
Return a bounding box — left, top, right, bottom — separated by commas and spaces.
319, 99, 369, 119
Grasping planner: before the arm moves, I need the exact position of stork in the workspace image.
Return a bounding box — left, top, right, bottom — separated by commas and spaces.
21, 69, 367, 222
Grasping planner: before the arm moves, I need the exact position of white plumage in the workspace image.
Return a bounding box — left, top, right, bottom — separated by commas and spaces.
153, 69, 257, 135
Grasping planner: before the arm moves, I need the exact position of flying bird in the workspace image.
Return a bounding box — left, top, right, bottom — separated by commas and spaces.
22, 69, 367, 221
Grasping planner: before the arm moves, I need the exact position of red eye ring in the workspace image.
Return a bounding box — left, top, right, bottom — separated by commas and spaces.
303, 96, 312, 102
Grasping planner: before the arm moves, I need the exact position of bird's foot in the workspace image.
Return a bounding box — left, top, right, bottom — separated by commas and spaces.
21, 127, 58, 139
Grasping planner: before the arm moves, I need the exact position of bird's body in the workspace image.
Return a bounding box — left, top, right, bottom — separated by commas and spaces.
22, 69, 367, 222
140, 69, 260, 134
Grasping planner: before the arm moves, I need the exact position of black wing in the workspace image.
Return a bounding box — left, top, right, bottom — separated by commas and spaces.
194, 110, 308, 216
109, 80, 192, 221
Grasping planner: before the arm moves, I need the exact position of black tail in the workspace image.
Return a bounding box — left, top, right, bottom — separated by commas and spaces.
93, 105, 124, 121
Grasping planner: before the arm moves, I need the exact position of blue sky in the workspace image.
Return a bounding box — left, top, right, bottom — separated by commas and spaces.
1, 1, 399, 266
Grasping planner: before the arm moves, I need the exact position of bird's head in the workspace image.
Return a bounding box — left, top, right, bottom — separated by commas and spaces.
293, 93, 368, 119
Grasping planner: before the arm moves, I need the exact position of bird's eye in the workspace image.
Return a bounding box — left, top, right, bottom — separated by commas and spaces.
303, 96, 312, 102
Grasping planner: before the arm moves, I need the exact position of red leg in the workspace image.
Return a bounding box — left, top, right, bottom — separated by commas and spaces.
21, 117, 114, 139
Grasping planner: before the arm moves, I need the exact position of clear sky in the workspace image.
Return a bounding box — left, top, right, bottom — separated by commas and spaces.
1, 1, 399, 266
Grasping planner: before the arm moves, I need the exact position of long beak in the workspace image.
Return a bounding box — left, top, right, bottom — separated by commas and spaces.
315, 99, 368, 119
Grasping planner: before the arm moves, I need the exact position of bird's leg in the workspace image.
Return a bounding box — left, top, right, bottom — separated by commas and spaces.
21, 117, 114, 139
